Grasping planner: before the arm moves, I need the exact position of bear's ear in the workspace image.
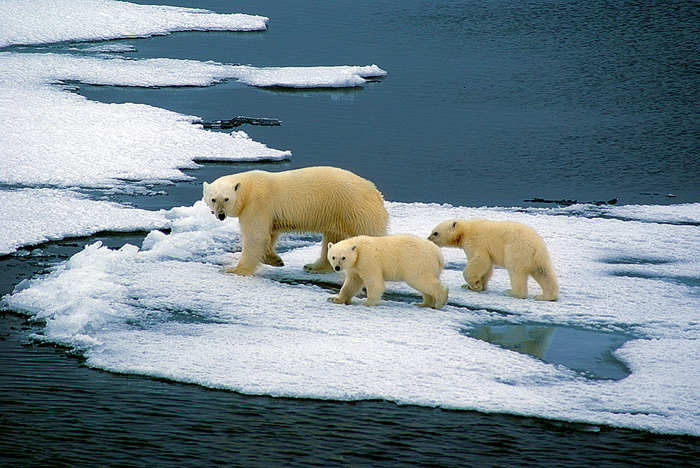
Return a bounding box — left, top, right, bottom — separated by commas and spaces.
202, 182, 209, 193
327, 242, 333, 250
234, 182, 240, 191
351, 244, 357, 251
451, 221, 457, 229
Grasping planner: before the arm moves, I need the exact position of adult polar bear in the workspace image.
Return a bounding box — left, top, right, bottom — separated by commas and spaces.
203, 166, 388, 275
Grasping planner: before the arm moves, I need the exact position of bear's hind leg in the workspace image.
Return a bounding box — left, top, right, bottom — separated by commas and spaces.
410, 278, 448, 310
532, 266, 559, 301
304, 233, 338, 274
263, 231, 284, 267
417, 293, 435, 309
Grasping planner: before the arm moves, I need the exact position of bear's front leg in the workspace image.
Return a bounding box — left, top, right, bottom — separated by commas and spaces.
328, 273, 363, 305
463, 256, 492, 292
362, 276, 385, 306
227, 223, 266, 275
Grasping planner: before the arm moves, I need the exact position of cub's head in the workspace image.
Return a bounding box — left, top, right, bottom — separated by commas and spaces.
203, 178, 240, 221
428, 220, 461, 247
327, 241, 358, 272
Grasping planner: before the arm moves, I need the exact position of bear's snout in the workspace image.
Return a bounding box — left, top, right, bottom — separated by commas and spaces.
334, 265, 341, 272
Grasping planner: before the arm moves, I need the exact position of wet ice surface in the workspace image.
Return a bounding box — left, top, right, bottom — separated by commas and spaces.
5, 200, 700, 436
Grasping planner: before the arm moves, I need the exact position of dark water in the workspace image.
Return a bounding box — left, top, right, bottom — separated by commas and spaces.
79, 0, 700, 208
3, 310, 700, 468
3, 0, 700, 466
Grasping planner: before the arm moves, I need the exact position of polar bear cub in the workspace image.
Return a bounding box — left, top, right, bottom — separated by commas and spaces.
327, 235, 448, 309
203, 166, 388, 275
428, 219, 558, 301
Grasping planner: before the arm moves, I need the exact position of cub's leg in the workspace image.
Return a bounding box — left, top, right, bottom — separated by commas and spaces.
328, 273, 364, 305
463, 256, 492, 292
362, 275, 386, 306
409, 277, 448, 310
432, 281, 449, 309
418, 293, 435, 309
532, 266, 559, 301
505, 268, 529, 299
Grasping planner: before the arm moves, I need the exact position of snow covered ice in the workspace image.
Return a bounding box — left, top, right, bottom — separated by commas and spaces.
5, 201, 700, 436
0, 189, 168, 256
2, 0, 700, 438
0, 0, 269, 48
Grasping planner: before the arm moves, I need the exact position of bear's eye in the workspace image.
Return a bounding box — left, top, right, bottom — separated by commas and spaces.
341, 256, 346, 260
331, 256, 335, 260
224, 198, 229, 202
432, 232, 439, 237
211, 198, 216, 203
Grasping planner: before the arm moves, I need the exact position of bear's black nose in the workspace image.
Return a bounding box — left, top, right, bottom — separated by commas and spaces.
334, 265, 341, 272
217, 213, 226, 221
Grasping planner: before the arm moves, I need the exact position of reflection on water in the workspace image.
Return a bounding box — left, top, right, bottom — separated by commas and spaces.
468, 325, 631, 380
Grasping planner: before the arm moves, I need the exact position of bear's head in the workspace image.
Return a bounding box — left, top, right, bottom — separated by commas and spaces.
327, 241, 358, 272
203, 179, 240, 221
428, 220, 461, 247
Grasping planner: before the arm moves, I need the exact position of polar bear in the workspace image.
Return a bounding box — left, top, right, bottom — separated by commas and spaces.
428, 219, 558, 301
327, 235, 448, 309
203, 166, 388, 275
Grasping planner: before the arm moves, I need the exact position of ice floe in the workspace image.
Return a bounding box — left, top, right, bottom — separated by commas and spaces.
0, 0, 268, 48
5, 200, 700, 436
0, 188, 168, 256
0, 51, 384, 189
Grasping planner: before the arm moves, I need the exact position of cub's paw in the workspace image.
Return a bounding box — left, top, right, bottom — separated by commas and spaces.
328, 296, 349, 305
224, 266, 256, 276
504, 289, 527, 299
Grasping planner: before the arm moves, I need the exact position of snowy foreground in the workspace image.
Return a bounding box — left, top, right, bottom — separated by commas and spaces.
2, 0, 699, 437
4, 199, 700, 436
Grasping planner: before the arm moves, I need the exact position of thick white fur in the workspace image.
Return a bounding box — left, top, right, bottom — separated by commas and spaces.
428, 219, 558, 301
203, 166, 388, 275
327, 235, 448, 309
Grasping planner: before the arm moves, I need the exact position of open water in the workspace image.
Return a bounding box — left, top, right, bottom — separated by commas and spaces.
2, 0, 700, 466
81, 0, 700, 208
